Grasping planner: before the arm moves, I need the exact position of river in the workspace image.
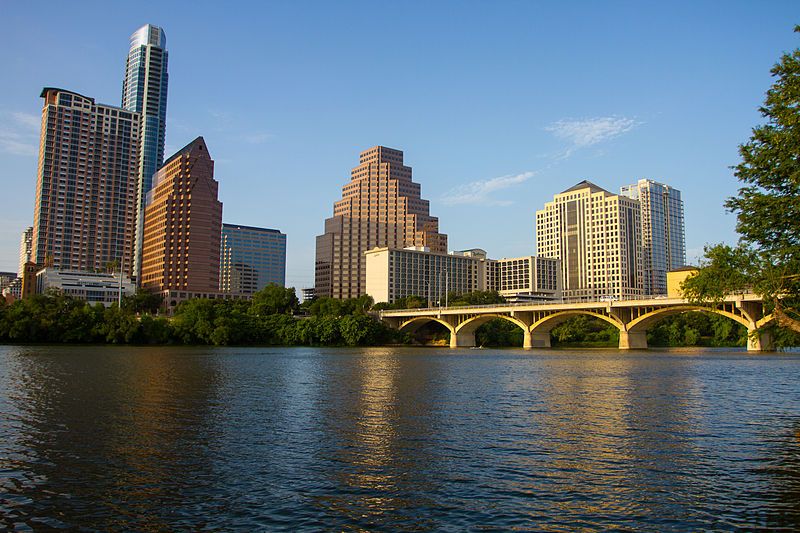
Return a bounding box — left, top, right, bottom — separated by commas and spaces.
1, 345, 799, 531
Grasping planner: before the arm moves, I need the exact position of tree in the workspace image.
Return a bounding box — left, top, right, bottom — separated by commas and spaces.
250, 285, 299, 316
684, 26, 800, 339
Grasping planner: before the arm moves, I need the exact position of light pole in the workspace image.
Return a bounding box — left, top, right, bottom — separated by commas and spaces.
444, 267, 448, 308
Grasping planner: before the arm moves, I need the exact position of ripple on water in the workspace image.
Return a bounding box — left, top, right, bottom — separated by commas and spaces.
0, 346, 799, 531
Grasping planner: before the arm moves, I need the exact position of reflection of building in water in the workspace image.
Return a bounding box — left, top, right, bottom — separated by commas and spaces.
220, 224, 287, 295
4, 347, 223, 530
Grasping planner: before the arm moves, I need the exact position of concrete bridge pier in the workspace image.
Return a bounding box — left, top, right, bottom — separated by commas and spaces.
450, 330, 476, 348
619, 330, 647, 350
747, 326, 775, 352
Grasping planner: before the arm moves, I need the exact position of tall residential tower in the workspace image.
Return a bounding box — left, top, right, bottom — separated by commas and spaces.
123, 24, 169, 280
536, 180, 643, 301
31, 88, 140, 275
315, 146, 447, 299
620, 179, 685, 295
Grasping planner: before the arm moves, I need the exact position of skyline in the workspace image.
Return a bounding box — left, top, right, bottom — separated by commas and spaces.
1, 2, 799, 291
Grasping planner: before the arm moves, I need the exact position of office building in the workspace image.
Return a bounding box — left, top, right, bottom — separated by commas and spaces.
18, 227, 33, 277
315, 146, 447, 299
140, 137, 222, 294
366, 247, 487, 305
31, 88, 140, 276
122, 24, 169, 280
36, 268, 135, 307
536, 180, 643, 301
489, 256, 562, 302
365, 247, 561, 304
620, 179, 686, 295
220, 224, 287, 295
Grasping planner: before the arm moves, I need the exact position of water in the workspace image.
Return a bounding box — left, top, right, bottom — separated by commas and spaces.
1, 346, 799, 531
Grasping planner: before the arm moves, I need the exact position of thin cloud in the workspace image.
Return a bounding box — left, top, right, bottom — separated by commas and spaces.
11, 112, 40, 131
546, 116, 640, 159
241, 132, 275, 144
0, 111, 40, 156
442, 171, 536, 206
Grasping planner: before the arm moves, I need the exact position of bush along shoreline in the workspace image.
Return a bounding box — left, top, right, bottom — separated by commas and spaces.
0, 287, 748, 349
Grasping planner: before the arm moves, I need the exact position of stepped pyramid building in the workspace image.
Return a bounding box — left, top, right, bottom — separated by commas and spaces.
315, 146, 447, 299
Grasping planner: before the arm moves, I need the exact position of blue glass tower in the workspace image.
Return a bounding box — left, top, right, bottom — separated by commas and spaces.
123, 24, 168, 280
220, 224, 287, 294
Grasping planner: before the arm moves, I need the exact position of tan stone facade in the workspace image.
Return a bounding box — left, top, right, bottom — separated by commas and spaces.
140, 137, 222, 293
32, 88, 140, 276
536, 180, 643, 301
315, 146, 447, 299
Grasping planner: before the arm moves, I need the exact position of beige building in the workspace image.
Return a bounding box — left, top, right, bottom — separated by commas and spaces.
140, 137, 222, 294
365, 247, 561, 304
536, 180, 643, 301
315, 146, 447, 299
489, 256, 562, 302
32, 88, 140, 276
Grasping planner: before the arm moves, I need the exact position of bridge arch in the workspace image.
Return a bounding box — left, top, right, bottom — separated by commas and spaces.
398, 316, 455, 335
626, 305, 750, 334
530, 310, 625, 335
454, 314, 530, 348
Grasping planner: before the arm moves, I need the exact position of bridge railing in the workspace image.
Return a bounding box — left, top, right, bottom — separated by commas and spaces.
378, 290, 756, 314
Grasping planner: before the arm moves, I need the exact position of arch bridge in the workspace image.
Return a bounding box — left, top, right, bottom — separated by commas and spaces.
379, 294, 774, 352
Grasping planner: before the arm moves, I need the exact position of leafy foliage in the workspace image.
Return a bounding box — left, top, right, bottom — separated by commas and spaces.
683, 27, 800, 343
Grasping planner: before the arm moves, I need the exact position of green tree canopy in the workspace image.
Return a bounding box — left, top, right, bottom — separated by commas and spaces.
684, 26, 800, 338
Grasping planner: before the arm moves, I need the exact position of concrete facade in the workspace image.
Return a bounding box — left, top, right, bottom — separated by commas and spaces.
141, 137, 222, 293
365, 247, 561, 304
536, 180, 643, 302
36, 268, 135, 306
620, 179, 685, 295
32, 88, 140, 277
315, 146, 447, 300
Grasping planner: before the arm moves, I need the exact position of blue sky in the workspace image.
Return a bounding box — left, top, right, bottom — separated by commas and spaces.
1, 1, 798, 290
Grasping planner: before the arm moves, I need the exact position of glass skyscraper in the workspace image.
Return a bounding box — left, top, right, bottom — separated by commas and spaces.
620, 179, 686, 296
221, 224, 287, 295
122, 24, 168, 280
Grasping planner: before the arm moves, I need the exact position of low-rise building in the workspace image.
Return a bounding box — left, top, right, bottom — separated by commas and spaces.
365, 247, 561, 304
36, 268, 136, 306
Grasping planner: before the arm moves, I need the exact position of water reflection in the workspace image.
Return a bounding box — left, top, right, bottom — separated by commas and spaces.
0, 346, 225, 530
0, 346, 799, 531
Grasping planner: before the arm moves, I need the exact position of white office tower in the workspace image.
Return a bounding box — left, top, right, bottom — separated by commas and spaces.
620, 179, 685, 296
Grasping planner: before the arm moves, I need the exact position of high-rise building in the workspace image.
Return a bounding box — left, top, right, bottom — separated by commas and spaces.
18, 227, 33, 277
315, 146, 447, 299
620, 179, 685, 295
140, 137, 222, 293
32, 88, 140, 276
220, 224, 287, 295
122, 24, 169, 280
536, 180, 643, 301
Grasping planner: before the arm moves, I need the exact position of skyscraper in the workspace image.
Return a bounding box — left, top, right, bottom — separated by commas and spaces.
18, 227, 33, 276
140, 137, 222, 293
620, 179, 686, 295
31, 88, 140, 275
220, 224, 287, 295
315, 146, 447, 299
536, 180, 643, 301
122, 24, 169, 280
